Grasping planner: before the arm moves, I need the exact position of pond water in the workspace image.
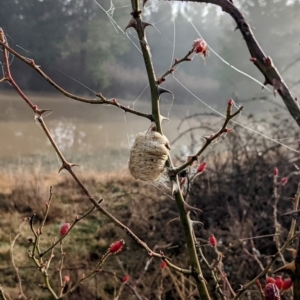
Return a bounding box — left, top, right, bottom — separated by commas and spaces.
0, 92, 210, 172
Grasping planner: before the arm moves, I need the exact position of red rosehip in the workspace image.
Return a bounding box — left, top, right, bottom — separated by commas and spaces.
209, 234, 217, 247
197, 162, 207, 174
281, 177, 288, 186
282, 278, 292, 291
109, 239, 125, 254
192, 39, 208, 57
266, 276, 276, 284
264, 283, 280, 300
60, 223, 70, 237
275, 276, 283, 290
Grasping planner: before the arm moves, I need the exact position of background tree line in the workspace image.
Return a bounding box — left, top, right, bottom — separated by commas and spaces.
1, 0, 300, 109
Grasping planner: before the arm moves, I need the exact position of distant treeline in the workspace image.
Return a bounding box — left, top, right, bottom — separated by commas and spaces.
1, 0, 299, 101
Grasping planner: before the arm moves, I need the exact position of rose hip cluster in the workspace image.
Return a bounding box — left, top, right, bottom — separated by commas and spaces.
264, 276, 292, 300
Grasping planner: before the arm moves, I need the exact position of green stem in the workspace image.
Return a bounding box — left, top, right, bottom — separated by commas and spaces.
173, 185, 211, 299
131, 2, 162, 132
130, 1, 211, 299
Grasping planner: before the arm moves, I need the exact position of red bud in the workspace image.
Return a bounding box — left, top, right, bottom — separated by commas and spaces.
192, 39, 208, 57
109, 239, 125, 254
281, 177, 288, 186
273, 168, 279, 176
63, 275, 70, 283
228, 99, 234, 106
282, 278, 292, 290
209, 234, 217, 247
224, 128, 233, 133
275, 276, 283, 290
161, 261, 167, 269
60, 223, 70, 237
266, 276, 276, 284
123, 274, 130, 282
197, 162, 207, 174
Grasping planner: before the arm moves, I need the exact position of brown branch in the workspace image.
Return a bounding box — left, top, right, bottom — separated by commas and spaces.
0, 40, 152, 121
173, 102, 243, 174
166, 0, 300, 126
10, 221, 28, 300
157, 49, 194, 84
272, 174, 286, 264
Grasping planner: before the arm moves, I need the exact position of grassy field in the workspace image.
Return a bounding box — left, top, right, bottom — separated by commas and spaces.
0, 170, 186, 300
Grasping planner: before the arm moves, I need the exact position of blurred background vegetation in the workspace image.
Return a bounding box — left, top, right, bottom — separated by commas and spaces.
1, 0, 300, 104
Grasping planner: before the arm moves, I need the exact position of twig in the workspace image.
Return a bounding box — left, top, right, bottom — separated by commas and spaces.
173, 102, 243, 174
39, 202, 99, 258
0, 286, 9, 300
157, 49, 194, 84
58, 242, 65, 297
10, 220, 27, 300
273, 173, 285, 263
166, 0, 300, 126
0, 41, 152, 121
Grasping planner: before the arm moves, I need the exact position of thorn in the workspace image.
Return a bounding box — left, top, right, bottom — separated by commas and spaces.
262, 77, 272, 89
190, 220, 204, 228
142, 22, 152, 31
203, 135, 212, 141
158, 86, 173, 98
183, 201, 202, 214
58, 164, 65, 173
167, 217, 180, 225
70, 163, 79, 168
160, 115, 169, 123
237, 284, 244, 292
38, 109, 52, 116
124, 18, 137, 31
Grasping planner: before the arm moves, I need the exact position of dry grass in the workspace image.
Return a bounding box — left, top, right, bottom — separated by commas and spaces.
0, 116, 299, 299
0, 168, 189, 299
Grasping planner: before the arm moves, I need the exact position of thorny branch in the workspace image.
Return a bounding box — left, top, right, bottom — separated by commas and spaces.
173, 101, 243, 174
165, 0, 300, 127
129, 0, 215, 299
0, 40, 152, 121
